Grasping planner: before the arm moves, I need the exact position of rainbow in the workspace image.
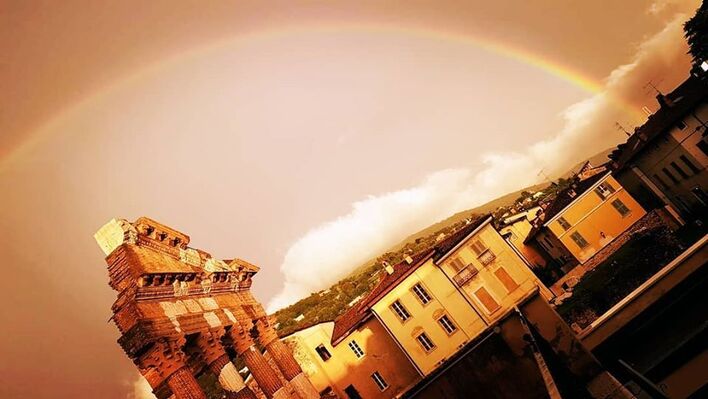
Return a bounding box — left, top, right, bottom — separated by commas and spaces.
1, 24, 644, 171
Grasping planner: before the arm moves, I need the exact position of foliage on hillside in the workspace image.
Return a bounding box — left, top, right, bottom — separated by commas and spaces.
272, 214, 480, 337
271, 149, 613, 337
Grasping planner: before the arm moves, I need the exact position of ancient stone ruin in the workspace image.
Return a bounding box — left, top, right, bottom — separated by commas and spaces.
95, 217, 319, 399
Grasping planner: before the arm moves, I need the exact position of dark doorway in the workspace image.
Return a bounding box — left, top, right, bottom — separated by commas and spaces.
344, 384, 362, 399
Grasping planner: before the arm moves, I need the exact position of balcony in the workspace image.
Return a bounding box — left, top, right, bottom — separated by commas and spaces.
453, 265, 478, 286
478, 249, 496, 266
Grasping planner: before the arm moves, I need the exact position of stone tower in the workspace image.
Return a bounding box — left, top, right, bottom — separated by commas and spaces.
95, 217, 319, 399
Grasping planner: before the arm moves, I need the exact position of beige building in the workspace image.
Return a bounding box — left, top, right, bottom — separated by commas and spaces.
280, 314, 420, 398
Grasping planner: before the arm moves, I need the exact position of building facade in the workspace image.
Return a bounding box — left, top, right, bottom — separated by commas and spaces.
543, 173, 646, 264
610, 76, 708, 224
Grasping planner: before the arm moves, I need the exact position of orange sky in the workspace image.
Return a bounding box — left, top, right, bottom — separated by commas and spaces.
0, 1, 700, 398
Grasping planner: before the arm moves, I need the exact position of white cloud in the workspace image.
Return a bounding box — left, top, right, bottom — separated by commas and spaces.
267, 12, 694, 312
127, 375, 155, 399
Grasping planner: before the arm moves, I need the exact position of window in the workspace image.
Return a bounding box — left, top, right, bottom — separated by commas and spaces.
344, 385, 362, 399
675, 120, 687, 130
474, 287, 500, 313
449, 257, 466, 272
390, 300, 411, 322
412, 283, 432, 305
315, 344, 331, 361
557, 216, 571, 230
494, 267, 519, 293
663, 167, 679, 184
348, 340, 365, 358
371, 372, 389, 391
611, 199, 631, 217
680, 155, 701, 174
470, 238, 488, 256
698, 139, 708, 156
653, 174, 670, 190
543, 236, 555, 248
670, 161, 689, 179
692, 187, 708, 206
594, 182, 616, 200
570, 231, 589, 249
437, 314, 458, 334
415, 332, 436, 352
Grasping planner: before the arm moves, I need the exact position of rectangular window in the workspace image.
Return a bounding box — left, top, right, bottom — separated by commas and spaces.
390, 300, 411, 322
412, 283, 432, 305
594, 181, 616, 200
611, 199, 631, 217
470, 238, 488, 256
698, 139, 708, 156
348, 340, 365, 358
437, 314, 458, 334
474, 287, 500, 313
449, 257, 466, 273
557, 216, 571, 230
670, 161, 690, 179
315, 344, 332, 361
570, 231, 589, 249
371, 372, 389, 391
653, 174, 670, 190
415, 332, 436, 352
675, 120, 687, 130
663, 167, 679, 184
494, 267, 519, 293
680, 155, 701, 174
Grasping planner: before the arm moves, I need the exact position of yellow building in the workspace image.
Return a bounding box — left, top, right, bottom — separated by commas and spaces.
541, 172, 646, 264
281, 315, 420, 398
367, 216, 552, 376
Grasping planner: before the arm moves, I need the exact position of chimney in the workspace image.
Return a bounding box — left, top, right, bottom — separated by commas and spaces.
383, 261, 394, 275
404, 255, 414, 264
656, 93, 674, 109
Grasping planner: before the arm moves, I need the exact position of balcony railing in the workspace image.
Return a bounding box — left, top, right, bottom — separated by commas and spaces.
453, 265, 478, 286
478, 249, 496, 266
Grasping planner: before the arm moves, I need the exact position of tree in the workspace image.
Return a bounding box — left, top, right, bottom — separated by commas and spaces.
684, 1, 708, 63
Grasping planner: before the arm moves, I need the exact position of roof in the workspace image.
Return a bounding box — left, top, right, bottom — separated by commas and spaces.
541, 172, 607, 224
609, 76, 708, 170
330, 250, 433, 345
330, 214, 491, 345
523, 173, 607, 244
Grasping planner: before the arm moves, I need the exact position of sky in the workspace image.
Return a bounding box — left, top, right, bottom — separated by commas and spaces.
0, 1, 701, 398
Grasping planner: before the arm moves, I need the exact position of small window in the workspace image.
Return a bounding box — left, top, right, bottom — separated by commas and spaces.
412, 283, 432, 305
675, 120, 687, 130
670, 161, 690, 179
449, 257, 466, 273
390, 300, 411, 322
663, 168, 679, 184
697, 139, 708, 156
557, 216, 571, 230
494, 267, 519, 293
653, 174, 670, 190
570, 231, 589, 249
415, 332, 436, 352
315, 344, 331, 361
348, 340, 365, 358
470, 238, 488, 256
344, 385, 362, 399
437, 314, 458, 335
594, 182, 616, 200
371, 371, 389, 391
680, 155, 701, 174
474, 287, 500, 313
611, 199, 631, 217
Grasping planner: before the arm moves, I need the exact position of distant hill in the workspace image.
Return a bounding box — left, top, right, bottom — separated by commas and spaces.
272, 147, 613, 336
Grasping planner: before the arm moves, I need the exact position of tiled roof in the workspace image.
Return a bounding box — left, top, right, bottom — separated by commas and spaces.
609, 76, 708, 170
541, 172, 607, 224
330, 250, 433, 345
330, 214, 491, 345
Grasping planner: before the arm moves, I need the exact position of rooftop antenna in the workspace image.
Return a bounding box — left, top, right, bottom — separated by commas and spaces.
643, 79, 664, 96
537, 168, 551, 183
615, 121, 631, 136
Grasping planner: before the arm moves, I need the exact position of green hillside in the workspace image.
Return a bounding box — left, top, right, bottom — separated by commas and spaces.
272, 148, 613, 337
